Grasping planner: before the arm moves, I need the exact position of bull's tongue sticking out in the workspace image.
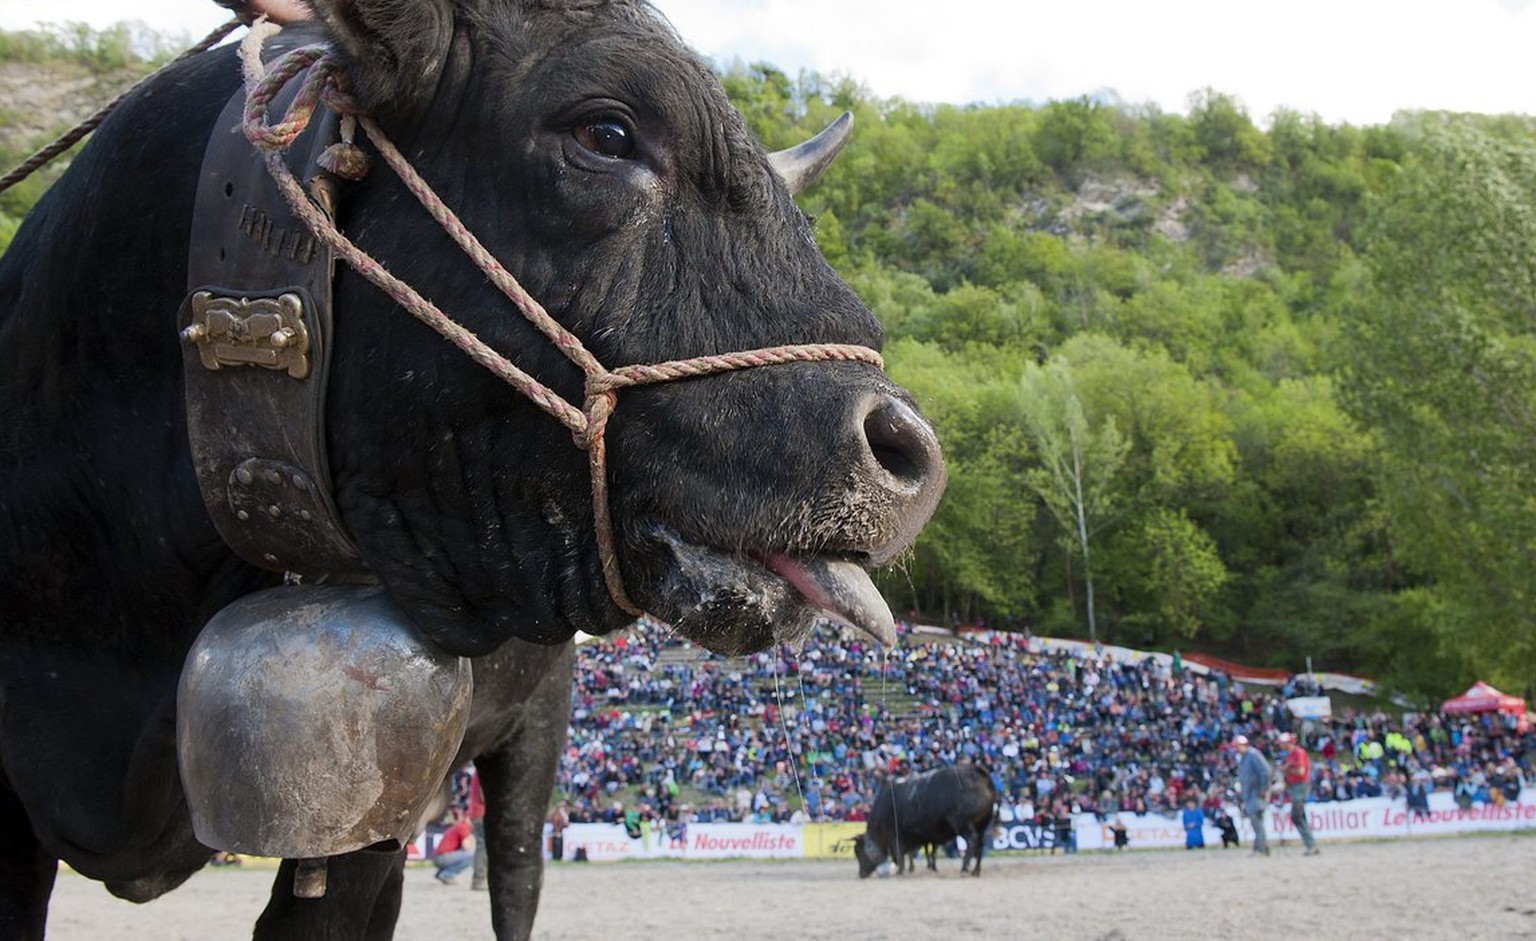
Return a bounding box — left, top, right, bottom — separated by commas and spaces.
762, 554, 897, 647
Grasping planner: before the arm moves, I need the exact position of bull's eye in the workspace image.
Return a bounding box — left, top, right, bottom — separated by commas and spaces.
574, 119, 636, 159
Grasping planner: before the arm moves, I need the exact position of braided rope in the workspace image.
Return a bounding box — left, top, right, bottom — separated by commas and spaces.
0, 19, 243, 195
237, 33, 885, 617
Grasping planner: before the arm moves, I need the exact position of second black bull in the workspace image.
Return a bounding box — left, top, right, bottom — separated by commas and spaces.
852, 766, 999, 878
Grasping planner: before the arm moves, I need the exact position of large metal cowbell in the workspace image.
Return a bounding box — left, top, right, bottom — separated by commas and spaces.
178, 584, 473, 859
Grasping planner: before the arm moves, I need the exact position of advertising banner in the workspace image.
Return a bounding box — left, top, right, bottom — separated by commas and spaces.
1076, 813, 1202, 852
688, 824, 803, 858
990, 822, 1061, 852
802, 822, 867, 859
1078, 788, 1536, 851
1285, 696, 1333, 719
493, 790, 1536, 864
560, 822, 803, 862
1269, 789, 1536, 843
563, 823, 643, 862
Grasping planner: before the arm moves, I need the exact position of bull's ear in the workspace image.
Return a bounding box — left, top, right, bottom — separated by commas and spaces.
307, 0, 457, 111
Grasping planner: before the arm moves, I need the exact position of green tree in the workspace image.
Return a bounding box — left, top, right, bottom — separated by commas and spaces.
1060, 333, 1236, 500
882, 340, 1038, 621
1187, 88, 1272, 171
1111, 506, 1228, 642
1033, 97, 1118, 179
1345, 118, 1536, 693
1018, 358, 1130, 641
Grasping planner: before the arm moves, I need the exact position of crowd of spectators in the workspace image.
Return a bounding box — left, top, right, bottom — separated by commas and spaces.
554, 617, 1534, 827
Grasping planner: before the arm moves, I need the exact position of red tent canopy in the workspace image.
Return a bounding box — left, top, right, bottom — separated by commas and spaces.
1441, 681, 1527, 716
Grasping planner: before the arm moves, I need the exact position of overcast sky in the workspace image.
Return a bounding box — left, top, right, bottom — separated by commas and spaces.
4, 0, 1535, 126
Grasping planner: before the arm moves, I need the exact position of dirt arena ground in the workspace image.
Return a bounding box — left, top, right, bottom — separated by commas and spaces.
45, 833, 1536, 941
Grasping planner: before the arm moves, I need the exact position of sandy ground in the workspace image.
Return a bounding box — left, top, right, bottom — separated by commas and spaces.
44, 834, 1536, 941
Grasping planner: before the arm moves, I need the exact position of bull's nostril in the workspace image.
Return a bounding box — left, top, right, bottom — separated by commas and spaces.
862, 396, 935, 490
867, 432, 920, 485
855, 394, 947, 567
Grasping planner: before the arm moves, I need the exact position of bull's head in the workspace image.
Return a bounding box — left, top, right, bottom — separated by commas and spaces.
305, 0, 945, 657
851, 833, 885, 878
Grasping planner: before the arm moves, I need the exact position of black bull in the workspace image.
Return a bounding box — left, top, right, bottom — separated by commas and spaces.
0, 1, 945, 938
853, 766, 998, 878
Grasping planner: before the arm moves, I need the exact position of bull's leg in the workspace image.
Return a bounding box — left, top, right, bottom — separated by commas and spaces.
252, 848, 405, 941
968, 824, 985, 877
478, 645, 571, 941
0, 786, 55, 941
947, 815, 985, 876
361, 854, 405, 941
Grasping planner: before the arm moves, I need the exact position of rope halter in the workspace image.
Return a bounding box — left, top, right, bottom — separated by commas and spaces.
237, 26, 885, 617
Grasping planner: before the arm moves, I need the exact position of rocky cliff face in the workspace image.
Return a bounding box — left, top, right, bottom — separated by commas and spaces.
0, 61, 147, 151
0, 59, 152, 248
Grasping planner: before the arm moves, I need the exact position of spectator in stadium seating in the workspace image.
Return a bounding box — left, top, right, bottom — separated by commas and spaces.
1213, 806, 1240, 848
1234, 735, 1272, 857
1407, 765, 1432, 821
548, 801, 570, 862
1454, 775, 1477, 809
1051, 802, 1076, 853
552, 618, 1535, 827
1497, 759, 1524, 802
1181, 796, 1205, 850
665, 803, 690, 848
1110, 815, 1129, 850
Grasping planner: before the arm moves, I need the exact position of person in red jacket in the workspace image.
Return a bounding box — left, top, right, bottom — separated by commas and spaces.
1278, 732, 1320, 856
432, 809, 477, 885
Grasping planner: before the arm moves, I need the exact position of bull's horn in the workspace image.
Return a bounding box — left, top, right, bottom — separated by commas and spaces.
768, 111, 853, 195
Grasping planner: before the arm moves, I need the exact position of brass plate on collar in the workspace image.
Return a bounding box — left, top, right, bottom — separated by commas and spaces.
184, 291, 311, 379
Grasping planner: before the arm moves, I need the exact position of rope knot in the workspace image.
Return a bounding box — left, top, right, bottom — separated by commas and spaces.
240, 28, 362, 176
578, 387, 620, 451
241, 43, 328, 154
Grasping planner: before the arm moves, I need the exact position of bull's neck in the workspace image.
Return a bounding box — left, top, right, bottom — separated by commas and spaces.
0, 43, 266, 651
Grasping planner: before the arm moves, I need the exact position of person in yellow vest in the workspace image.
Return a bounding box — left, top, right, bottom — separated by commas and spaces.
1357, 737, 1385, 775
